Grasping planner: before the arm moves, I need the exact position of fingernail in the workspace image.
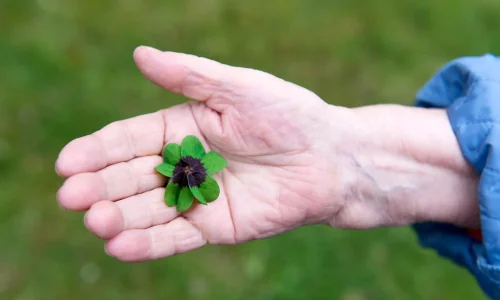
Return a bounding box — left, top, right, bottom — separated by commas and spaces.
56, 189, 67, 210
104, 245, 113, 257
54, 158, 64, 178
54, 167, 61, 177
137, 45, 161, 56
83, 211, 90, 227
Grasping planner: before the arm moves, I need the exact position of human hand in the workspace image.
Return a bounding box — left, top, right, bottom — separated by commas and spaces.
56, 46, 479, 262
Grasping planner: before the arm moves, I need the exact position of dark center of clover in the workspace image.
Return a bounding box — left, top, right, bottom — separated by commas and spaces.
172, 156, 206, 187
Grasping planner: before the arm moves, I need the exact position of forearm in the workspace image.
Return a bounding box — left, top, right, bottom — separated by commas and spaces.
350, 104, 480, 228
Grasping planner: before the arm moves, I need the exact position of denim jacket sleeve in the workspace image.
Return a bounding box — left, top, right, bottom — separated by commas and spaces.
412, 54, 500, 299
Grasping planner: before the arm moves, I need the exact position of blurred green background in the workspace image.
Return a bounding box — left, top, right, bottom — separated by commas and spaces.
1, 0, 499, 299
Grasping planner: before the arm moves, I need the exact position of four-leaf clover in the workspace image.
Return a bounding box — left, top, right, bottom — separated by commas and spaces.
155, 135, 227, 212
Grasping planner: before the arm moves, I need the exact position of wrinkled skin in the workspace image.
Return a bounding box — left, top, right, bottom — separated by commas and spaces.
56, 46, 393, 262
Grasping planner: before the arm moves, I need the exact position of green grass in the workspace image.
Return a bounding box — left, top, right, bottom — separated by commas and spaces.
1, 0, 499, 299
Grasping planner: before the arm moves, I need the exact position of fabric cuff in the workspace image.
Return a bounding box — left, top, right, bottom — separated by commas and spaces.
412, 54, 500, 299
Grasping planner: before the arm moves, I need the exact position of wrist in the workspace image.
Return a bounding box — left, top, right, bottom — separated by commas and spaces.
329, 104, 479, 228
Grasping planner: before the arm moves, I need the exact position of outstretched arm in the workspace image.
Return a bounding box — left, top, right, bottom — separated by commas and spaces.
56, 46, 480, 263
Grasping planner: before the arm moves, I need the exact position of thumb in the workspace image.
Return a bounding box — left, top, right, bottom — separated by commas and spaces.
133, 46, 267, 109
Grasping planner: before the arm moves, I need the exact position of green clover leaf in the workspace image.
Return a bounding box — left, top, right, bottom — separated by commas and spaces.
181, 135, 206, 159
198, 176, 220, 202
163, 143, 181, 165
154, 135, 227, 212
154, 163, 174, 177
189, 186, 208, 205
164, 180, 180, 207
177, 187, 194, 212
202, 151, 227, 175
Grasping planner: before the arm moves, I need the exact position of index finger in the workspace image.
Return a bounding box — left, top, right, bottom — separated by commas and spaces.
55, 111, 165, 177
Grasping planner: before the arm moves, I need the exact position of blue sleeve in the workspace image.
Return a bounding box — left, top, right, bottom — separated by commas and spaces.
412, 54, 500, 299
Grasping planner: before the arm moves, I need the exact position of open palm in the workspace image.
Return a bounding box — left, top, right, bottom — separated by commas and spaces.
56, 46, 355, 262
